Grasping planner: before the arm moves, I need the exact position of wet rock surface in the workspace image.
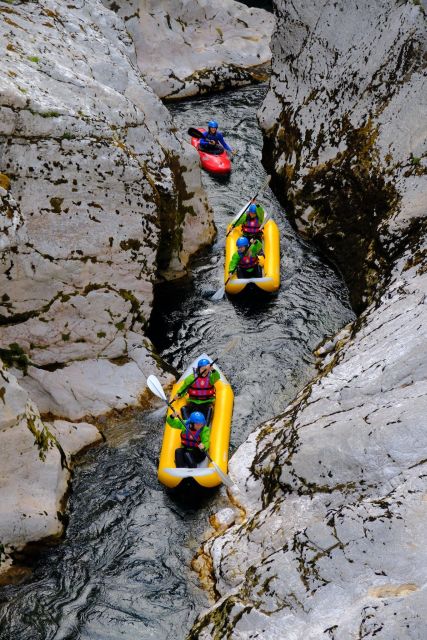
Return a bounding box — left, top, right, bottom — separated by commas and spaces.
187, 2, 427, 637
103, 0, 274, 99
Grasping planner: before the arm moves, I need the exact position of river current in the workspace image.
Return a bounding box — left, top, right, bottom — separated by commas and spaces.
0, 85, 354, 640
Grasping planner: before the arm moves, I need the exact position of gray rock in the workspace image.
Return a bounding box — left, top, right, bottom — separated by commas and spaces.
258, 0, 427, 312
103, 0, 275, 99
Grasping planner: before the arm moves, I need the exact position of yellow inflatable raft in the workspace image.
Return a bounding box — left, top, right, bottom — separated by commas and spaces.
224, 212, 280, 295
158, 354, 234, 489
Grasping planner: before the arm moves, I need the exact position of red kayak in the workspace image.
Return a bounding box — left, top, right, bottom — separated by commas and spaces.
190, 128, 231, 175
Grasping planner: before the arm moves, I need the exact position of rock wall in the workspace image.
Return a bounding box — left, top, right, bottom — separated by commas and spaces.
0, 0, 214, 420
103, 0, 275, 99
188, 2, 427, 637
258, 0, 426, 312
0, 362, 101, 573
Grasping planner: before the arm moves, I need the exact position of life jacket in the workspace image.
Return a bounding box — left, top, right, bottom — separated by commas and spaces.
204, 131, 219, 142
187, 371, 216, 400
181, 425, 202, 448
239, 252, 259, 270
242, 215, 261, 235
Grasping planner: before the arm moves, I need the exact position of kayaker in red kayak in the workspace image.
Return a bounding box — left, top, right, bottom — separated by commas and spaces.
199, 120, 236, 157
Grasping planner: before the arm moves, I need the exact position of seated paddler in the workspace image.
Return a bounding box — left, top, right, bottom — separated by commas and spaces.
172, 357, 220, 423
235, 201, 265, 241
199, 120, 235, 156
229, 236, 263, 279
167, 411, 210, 468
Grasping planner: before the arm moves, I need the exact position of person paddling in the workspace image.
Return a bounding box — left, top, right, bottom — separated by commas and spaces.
229, 236, 263, 279
172, 358, 220, 422
199, 120, 236, 156
167, 411, 210, 468
235, 201, 265, 241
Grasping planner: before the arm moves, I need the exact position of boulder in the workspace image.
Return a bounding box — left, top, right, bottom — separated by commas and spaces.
0, 363, 101, 572
103, 0, 274, 99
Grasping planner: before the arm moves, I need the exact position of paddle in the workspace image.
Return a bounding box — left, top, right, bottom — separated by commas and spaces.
188, 127, 205, 139
211, 269, 237, 301
257, 212, 270, 233
188, 127, 237, 158
147, 375, 236, 488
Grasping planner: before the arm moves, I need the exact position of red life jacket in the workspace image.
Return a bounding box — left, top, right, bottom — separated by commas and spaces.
242, 215, 261, 235
181, 426, 202, 448
239, 252, 259, 269
187, 372, 216, 400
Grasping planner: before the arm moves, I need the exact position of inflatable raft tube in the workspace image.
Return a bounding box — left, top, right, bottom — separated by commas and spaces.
224, 218, 280, 294
158, 354, 234, 489
190, 128, 231, 175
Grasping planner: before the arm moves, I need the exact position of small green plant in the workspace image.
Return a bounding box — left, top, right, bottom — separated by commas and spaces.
18, 86, 27, 93
40, 111, 60, 118
27, 55, 40, 63
25, 410, 57, 461
410, 155, 421, 166
0, 343, 29, 373
97, 331, 106, 338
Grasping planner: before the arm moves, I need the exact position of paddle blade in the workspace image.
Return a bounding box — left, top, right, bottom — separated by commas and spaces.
258, 213, 270, 232
188, 127, 204, 139
211, 461, 235, 488
147, 375, 168, 402
211, 286, 225, 301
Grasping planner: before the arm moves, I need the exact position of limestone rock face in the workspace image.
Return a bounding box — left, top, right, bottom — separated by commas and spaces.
259, 0, 427, 311
0, 363, 101, 566
103, 0, 274, 99
0, 0, 213, 419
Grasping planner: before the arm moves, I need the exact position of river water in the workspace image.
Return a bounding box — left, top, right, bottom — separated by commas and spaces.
0, 85, 354, 640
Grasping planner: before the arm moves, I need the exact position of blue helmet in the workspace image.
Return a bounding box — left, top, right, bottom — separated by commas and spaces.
248, 204, 257, 213
236, 236, 249, 249
198, 358, 211, 368
188, 411, 206, 425
207, 120, 218, 129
